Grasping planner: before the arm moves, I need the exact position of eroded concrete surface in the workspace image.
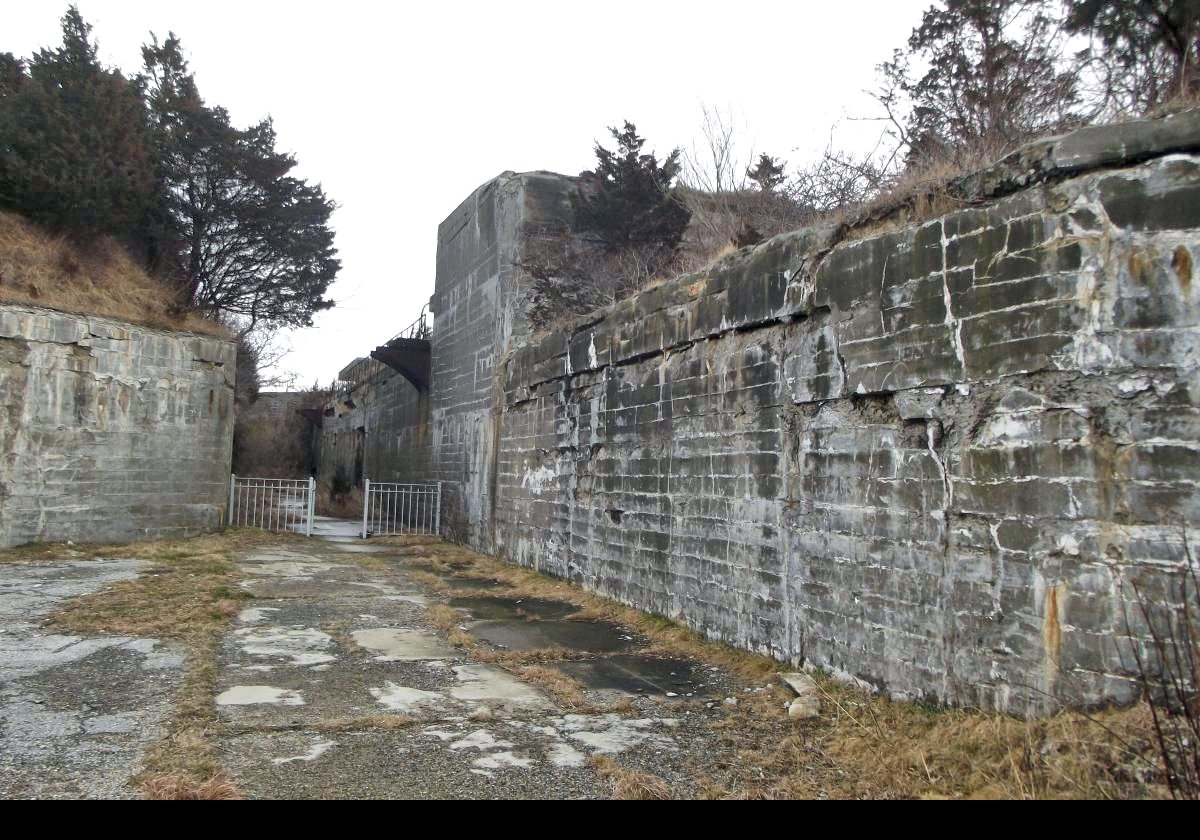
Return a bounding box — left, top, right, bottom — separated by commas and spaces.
0, 558, 185, 799
217, 536, 736, 799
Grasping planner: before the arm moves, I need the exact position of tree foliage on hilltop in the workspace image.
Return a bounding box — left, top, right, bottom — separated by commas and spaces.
573, 122, 690, 264
526, 121, 690, 329
143, 37, 337, 332
0, 6, 338, 337
879, 0, 1083, 168
675, 0, 1200, 276
0, 8, 160, 255
1066, 0, 1200, 115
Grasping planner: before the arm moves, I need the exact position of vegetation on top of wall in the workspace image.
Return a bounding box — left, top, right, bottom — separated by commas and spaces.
0, 6, 339, 351
524, 122, 691, 330
526, 0, 1200, 328
0, 210, 224, 335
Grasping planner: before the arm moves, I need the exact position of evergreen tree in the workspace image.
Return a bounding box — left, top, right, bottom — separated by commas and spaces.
746, 154, 788, 192
881, 0, 1081, 166
1065, 0, 1200, 113
142, 36, 338, 331
573, 121, 690, 278
0, 6, 158, 250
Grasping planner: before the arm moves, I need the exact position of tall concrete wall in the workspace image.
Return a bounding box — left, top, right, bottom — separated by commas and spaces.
494, 112, 1200, 715
317, 369, 430, 490
0, 304, 236, 547
319, 172, 577, 533
428, 171, 576, 549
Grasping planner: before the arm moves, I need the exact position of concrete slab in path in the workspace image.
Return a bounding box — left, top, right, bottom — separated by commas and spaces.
216, 538, 722, 799
0, 559, 185, 799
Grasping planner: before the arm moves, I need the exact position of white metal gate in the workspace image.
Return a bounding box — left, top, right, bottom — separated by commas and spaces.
228, 475, 315, 536
362, 479, 441, 538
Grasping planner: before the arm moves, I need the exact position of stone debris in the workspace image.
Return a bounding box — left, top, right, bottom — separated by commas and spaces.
778, 672, 822, 719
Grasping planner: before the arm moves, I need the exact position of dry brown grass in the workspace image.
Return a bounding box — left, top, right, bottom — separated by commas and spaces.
13, 529, 297, 794
591, 756, 674, 800
0, 540, 110, 565
446, 629, 477, 649
515, 665, 590, 709
854, 151, 1002, 231
400, 541, 1168, 799
695, 676, 1165, 800
406, 570, 453, 593
314, 715, 414, 733
46, 531, 285, 639
427, 604, 465, 633
135, 634, 227, 792
141, 774, 243, 801
0, 211, 224, 336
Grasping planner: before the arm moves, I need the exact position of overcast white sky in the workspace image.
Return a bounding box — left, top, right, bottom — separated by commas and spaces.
6, 0, 931, 384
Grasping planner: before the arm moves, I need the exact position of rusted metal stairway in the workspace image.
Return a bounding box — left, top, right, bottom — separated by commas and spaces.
370, 307, 432, 392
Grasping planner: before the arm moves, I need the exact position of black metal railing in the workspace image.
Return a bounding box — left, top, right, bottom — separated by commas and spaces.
386, 305, 431, 343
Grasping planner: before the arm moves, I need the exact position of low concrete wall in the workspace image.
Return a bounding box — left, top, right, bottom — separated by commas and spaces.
0, 304, 236, 547
495, 112, 1200, 715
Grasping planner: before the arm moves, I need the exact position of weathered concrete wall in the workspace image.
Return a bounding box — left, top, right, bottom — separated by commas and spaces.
318, 369, 430, 491
0, 305, 236, 547
233, 391, 321, 478
428, 171, 576, 549
495, 112, 1200, 714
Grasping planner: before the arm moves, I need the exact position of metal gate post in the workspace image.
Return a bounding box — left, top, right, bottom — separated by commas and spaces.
306, 476, 315, 537
228, 474, 236, 526
435, 481, 442, 535
361, 478, 370, 539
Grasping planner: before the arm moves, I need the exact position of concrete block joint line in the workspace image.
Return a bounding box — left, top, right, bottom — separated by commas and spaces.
300, 112, 1200, 716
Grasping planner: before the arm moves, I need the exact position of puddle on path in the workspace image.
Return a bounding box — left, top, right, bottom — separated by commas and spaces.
448, 596, 577, 622
468, 619, 636, 654
553, 656, 711, 698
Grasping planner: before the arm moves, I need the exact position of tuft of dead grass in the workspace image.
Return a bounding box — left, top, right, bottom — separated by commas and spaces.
591, 756, 674, 800
141, 774, 243, 801
427, 604, 465, 634
315, 715, 413, 734
698, 677, 1166, 800
515, 665, 589, 709
0, 211, 225, 336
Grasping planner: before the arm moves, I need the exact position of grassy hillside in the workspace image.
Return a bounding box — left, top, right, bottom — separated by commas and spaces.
0, 212, 224, 336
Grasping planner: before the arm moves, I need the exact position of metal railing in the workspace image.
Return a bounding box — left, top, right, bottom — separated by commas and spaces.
362, 479, 441, 538
228, 475, 315, 536
385, 305, 431, 343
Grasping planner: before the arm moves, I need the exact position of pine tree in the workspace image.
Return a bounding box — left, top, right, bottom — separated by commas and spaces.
0, 6, 158, 249
142, 35, 339, 331
573, 121, 690, 269
1066, 0, 1200, 114
746, 154, 788, 192
880, 0, 1081, 166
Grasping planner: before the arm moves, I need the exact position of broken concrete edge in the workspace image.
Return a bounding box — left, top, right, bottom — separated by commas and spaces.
0, 300, 234, 345
1, 303, 237, 549
952, 107, 1200, 200
777, 672, 822, 720
505, 108, 1200, 399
